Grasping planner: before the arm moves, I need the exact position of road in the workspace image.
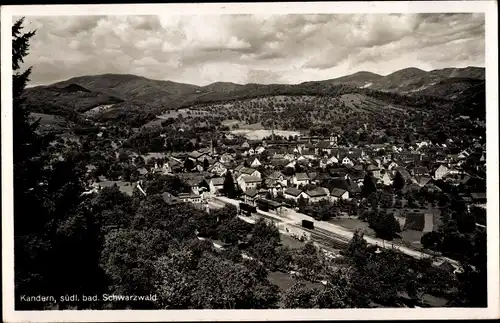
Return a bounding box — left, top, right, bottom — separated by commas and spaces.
212, 196, 461, 268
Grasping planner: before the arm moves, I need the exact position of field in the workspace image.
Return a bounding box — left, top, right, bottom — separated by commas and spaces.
30, 112, 67, 127
96, 180, 135, 196
230, 128, 302, 140
328, 217, 376, 236
328, 210, 440, 248
157, 108, 210, 120
280, 234, 306, 250
83, 104, 115, 116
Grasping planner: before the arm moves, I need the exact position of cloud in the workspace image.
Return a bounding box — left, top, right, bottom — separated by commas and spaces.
19, 13, 484, 86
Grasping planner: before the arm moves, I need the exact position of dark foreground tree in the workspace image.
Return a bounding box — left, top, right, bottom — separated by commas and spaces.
393, 171, 405, 191
362, 173, 377, 197
13, 18, 106, 310
223, 170, 236, 198
369, 211, 401, 241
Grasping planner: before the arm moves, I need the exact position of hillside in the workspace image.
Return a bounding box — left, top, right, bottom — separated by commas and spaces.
302, 71, 383, 88
431, 66, 486, 80
51, 74, 201, 107
318, 66, 485, 94
23, 66, 485, 127
23, 83, 124, 115
414, 77, 485, 99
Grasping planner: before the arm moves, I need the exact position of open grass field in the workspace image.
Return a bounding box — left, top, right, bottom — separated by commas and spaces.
328, 217, 376, 236
96, 180, 135, 196
30, 112, 67, 127
230, 128, 302, 140
280, 234, 306, 250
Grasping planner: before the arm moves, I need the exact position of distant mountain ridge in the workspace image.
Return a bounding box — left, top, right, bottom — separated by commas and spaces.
23, 66, 485, 119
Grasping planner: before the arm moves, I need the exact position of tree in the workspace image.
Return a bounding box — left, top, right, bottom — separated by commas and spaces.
282, 282, 318, 309
393, 171, 405, 191
315, 268, 372, 308
369, 211, 401, 241
294, 242, 325, 281
203, 157, 210, 171
345, 230, 369, 267
362, 173, 377, 197
420, 231, 441, 251
223, 170, 236, 198
184, 158, 195, 171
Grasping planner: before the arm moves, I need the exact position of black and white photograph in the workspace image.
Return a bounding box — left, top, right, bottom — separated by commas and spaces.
1, 1, 499, 322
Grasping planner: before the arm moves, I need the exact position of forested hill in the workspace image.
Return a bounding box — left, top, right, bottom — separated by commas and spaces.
23, 66, 485, 123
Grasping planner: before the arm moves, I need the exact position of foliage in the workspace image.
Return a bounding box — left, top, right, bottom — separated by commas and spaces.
282, 282, 319, 309
362, 173, 377, 197
223, 170, 237, 198
393, 171, 405, 191
368, 210, 401, 241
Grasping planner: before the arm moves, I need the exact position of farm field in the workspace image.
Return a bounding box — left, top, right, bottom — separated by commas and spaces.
157, 108, 210, 119
328, 217, 376, 236
230, 128, 302, 140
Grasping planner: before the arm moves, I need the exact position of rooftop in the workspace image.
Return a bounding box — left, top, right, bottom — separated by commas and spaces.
305, 187, 328, 198
284, 187, 303, 197
242, 175, 262, 183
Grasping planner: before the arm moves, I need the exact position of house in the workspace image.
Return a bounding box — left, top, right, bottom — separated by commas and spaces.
330, 188, 349, 202
238, 167, 261, 179
366, 164, 381, 178
255, 146, 266, 154
177, 192, 203, 204
434, 165, 450, 180
209, 177, 224, 194
284, 187, 305, 201
305, 187, 330, 203
458, 149, 471, 159
209, 161, 228, 177
137, 167, 148, 177
265, 179, 284, 197
319, 158, 329, 169
242, 141, 250, 148
393, 166, 412, 182
220, 153, 234, 164
238, 175, 261, 192
412, 176, 432, 188
413, 166, 429, 177
327, 155, 339, 165
187, 150, 207, 163
250, 158, 262, 168
341, 156, 354, 167
347, 169, 365, 184
268, 171, 288, 186
379, 170, 394, 186
162, 192, 181, 205
386, 160, 399, 171
285, 160, 296, 169
470, 192, 487, 204
293, 173, 310, 187
244, 188, 259, 205
308, 172, 319, 185
184, 178, 201, 195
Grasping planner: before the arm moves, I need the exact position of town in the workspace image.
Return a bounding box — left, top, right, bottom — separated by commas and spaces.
88, 127, 486, 239
11, 13, 489, 312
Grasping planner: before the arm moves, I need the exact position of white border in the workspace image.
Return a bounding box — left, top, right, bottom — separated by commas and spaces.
1, 2, 499, 322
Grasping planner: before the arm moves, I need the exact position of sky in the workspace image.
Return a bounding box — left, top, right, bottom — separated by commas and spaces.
19, 13, 485, 86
